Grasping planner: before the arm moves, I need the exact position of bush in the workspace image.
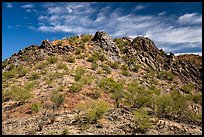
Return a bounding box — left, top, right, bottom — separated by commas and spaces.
69, 82, 83, 93
102, 64, 111, 74
47, 56, 58, 64
98, 77, 124, 93
35, 62, 47, 70
157, 71, 174, 81
69, 35, 78, 43
91, 61, 98, 70
121, 64, 129, 70
57, 63, 68, 71
30, 103, 42, 113
133, 108, 153, 133
51, 92, 65, 110
62, 128, 71, 135
121, 70, 131, 77
74, 67, 85, 81
180, 83, 195, 94
66, 54, 75, 63
187, 93, 202, 105
29, 72, 40, 80
131, 65, 140, 72
81, 34, 92, 43
107, 61, 120, 69
76, 100, 110, 124
75, 48, 83, 55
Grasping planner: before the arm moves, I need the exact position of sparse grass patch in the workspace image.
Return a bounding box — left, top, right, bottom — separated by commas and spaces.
91, 61, 98, 70
30, 103, 42, 113
35, 62, 47, 70
121, 70, 131, 77
107, 61, 120, 69
102, 64, 111, 74
157, 71, 174, 81
131, 64, 141, 72
57, 63, 68, 71
47, 56, 58, 64
69, 82, 83, 93
74, 67, 85, 81
29, 72, 40, 81
65, 54, 75, 63
180, 83, 195, 94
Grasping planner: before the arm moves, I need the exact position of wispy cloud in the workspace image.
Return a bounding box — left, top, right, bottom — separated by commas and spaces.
21, 4, 34, 8
6, 3, 13, 8
34, 3, 202, 55
134, 5, 146, 10
158, 12, 166, 16
178, 13, 202, 25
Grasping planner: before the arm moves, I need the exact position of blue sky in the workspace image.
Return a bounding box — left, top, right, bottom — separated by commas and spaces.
2, 2, 202, 61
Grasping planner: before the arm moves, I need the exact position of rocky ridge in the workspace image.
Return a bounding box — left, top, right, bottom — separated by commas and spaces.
2, 31, 202, 135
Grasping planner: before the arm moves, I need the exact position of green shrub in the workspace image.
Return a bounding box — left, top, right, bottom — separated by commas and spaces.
69, 35, 78, 43
81, 34, 92, 43
69, 82, 83, 93
47, 56, 58, 64
121, 70, 131, 77
98, 77, 123, 93
66, 54, 75, 63
76, 100, 110, 124
132, 65, 140, 72
133, 108, 153, 133
121, 64, 129, 70
57, 63, 68, 71
98, 53, 106, 61
29, 72, 40, 80
187, 93, 202, 105
30, 103, 42, 113
108, 61, 120, 69
51, 92, 65, 110
35, 62, 47, 70
91, 61, 98, 70
157, 71, 174, 81
74, 67, 85, 81
180, 83, 195, 94
62, 128, 71, 135
76, 48, 83, 55
102, 64, 111, 74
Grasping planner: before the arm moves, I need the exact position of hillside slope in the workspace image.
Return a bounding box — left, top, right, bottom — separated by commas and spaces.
2, 32, 202, 135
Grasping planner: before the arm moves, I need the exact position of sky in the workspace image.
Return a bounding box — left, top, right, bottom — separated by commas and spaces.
2, 2, 202, 61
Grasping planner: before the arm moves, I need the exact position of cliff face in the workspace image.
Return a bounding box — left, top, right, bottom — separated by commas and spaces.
2, 32, 202, 135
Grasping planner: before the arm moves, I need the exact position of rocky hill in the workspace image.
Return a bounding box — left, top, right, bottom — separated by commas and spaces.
2, 31, 202, 135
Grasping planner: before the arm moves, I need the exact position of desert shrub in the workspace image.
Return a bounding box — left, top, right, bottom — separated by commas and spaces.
2, 60, 8, 68
57, 63, 68, 71
98, 77, 123, 93
111, 86, 125, 108
114, 38, 130, 51
35, 62, 47, 70
145, 70, 156, 79
187, 93, 202, 105
121, 64, 129, 70
98, 53, 106, 61
157, 71, 174, 81
91, 61, 98, 70
74, 67, 85, 81
76, 100, 110, 124
69, 35, 78, 43
47, 56, 58, 64
30, 103, 42, 113
2, 68, 17, 81
121, 70, 131, 77
51, 92, 65, 110
107, 61, 120, 69
102, 64, 111, 74
81, 34, 92, 43
66, 54, 75, 63
75, 47, 83, 55
69, 82, 83, 93
29, 72, 40, 80
133, 108, 153, 133
131, 65, 140, 72
62, 128, 71, 135
180, 83, 195, 94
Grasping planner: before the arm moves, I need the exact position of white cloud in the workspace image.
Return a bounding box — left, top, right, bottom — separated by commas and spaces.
6, 3, 13, 8
21, 4, 34, 8
178, 13, 202, 25
36, 3, 202, 54
174, 52, 202, 56
158, 12, 166, 16
135, 5, 145, 10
